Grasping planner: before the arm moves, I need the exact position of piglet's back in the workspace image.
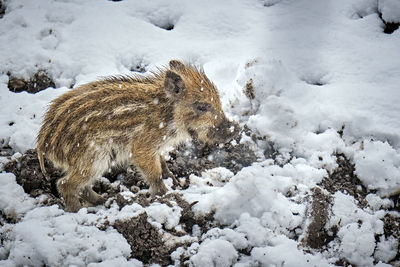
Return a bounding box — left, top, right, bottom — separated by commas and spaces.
36, 73, 171, 168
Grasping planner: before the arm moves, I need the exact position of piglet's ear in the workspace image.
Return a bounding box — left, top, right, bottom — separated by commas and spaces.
169, 60, 185, 71
164, 70, 185, 97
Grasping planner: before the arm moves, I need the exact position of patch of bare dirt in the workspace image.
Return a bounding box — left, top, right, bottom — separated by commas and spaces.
302, 154, 366, 252
0, 1, 5, 18
167, 126, 266, 182
3, 149, 63, 207
379, 12, 399, 34
382, 213, 400, 263
8, 70, 55, 94
110, 192, 215, 265
244, 78, 255, 100
113, 212, 175, 265
320, 153, 368, 207
301, 187, 333, 250
302, 153, 400, 266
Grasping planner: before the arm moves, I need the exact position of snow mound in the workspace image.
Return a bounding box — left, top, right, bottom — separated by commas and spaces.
354, 139, 400, 196
1, 206, 131, 266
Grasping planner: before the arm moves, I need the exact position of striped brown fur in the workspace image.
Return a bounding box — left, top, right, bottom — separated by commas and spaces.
37, 60, 234, 212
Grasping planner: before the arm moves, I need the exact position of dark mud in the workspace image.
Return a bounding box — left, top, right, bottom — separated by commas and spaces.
304, 154, 366, 250
167, 141, 258, 180
301, 187, 333, 250
379, 12, 399, 34
382, 213, 400, 264
0, 0, 6, 18
301, 153, 400, 264
111, 191, 216, 265
8, 70, 55, 94
3, 149, 63, 207
113, 213, 175, 265
304, 153, 364, 252
320, 153, 368, 207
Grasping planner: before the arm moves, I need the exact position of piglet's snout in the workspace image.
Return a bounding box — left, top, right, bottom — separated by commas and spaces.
209, 119, 238, 144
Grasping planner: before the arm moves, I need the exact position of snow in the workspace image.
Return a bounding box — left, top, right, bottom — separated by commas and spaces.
146, 203, 182, 230
0, 173, 35, 219
189, 239, 238, 267
1, 205, 132, 266
1, 0, 400, 266
249, 237, 333, 267
378, 0, 400, 23
326, 192, 386, 265
375, 235, 399, 263
353, 139, 400, 196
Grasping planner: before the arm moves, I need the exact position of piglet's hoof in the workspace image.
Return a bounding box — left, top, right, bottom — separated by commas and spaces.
150, 183, 168, 196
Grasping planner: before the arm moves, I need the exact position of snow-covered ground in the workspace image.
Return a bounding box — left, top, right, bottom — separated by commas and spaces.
1, 0, 400, 266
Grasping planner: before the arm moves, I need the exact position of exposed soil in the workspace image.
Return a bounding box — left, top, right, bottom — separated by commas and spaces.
3, 149, 63, 207
152, 21, 175, 31
320, 153, 368, 207
0, 139, 13, 157
113, 213, 175, 265
0, 0, 6, 18
244, 78, 255, 100
301, 153, 400, 264
167, 141, 258, 181
382, 213, 400, 240
382, 213, 400, 264
383, 213, 400, 266
301, 187, 333, 250
303, 153, 373, 251
8, 70, 55, 94
379, 12, 400, 34
111, 191, 216, 265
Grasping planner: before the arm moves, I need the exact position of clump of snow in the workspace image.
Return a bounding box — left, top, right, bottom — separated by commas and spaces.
146, 202, 182, 230
0, 173, 35, 219
350, 0, 379, 19
201, 227, 248, 250
328, 192, 385, 232
189, 239, 238, 267
87, 258, 143, 267
327, 192, 385, 266
249, 237, 333, 267
374, 235, 399, 263
365, 194, 394, 211
188, 167, 234, 189
0, 87, 67, 152
337, 223, 377, 266
353, 139, 400, 196
378, 0, 400, 23
1, 205, 131, 266
234, 59, 296, 115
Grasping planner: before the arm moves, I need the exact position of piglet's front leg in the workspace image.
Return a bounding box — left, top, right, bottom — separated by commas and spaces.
134, 151, 168, 196
160, 155, 181, 188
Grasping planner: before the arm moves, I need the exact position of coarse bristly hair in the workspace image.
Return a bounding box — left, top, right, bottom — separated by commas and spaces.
36, 59, 234, 212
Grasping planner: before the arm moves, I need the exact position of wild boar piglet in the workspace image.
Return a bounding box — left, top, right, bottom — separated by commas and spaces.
37, 60, 235, 212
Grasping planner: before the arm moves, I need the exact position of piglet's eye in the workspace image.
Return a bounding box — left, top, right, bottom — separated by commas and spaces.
195, 102, 211, 112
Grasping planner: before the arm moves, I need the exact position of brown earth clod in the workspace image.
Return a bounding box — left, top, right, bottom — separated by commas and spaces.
113, 212, 178, 265
301, 187, 333, 250
3, 149, 62, 201
0, 0, 6, 18
8, 70, 55, 94
320, 153, 368, 207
